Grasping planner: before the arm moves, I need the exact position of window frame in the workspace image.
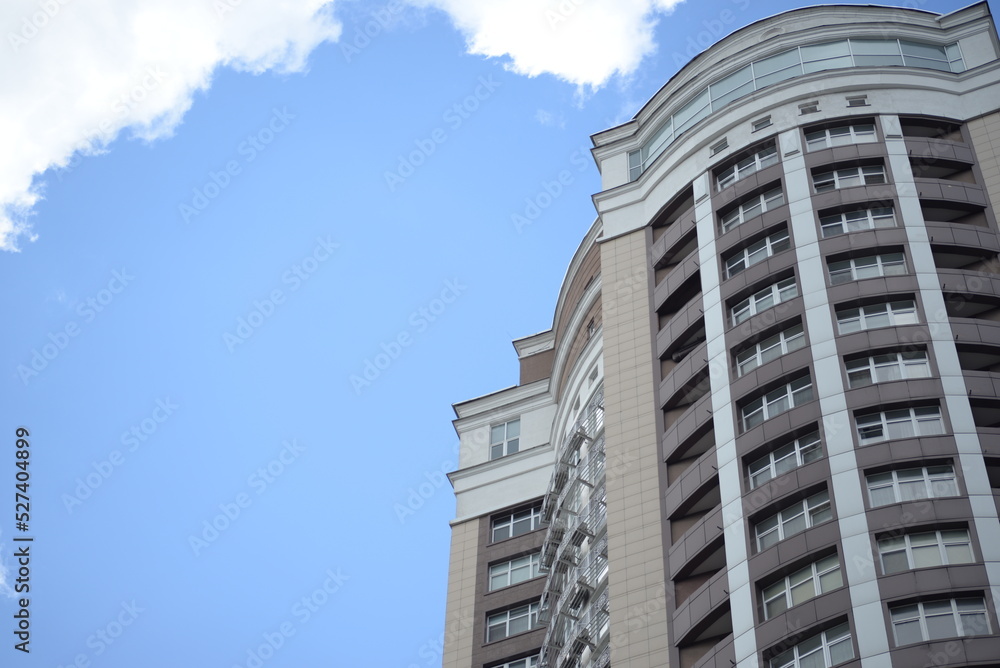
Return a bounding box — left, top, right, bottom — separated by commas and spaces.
866, 464, 958, 508
490, 419, 521, 460
755, 489, 832, 551
762, 554, 843, 620
735, 323, 806, 377
747, 430, 823, 489
855, 405, 944, 445
494, 657, 540, 668
769, 622, 854, 668
731, 276, 798, 326
835, 299, 918, 334
491, 504, 543, 542
725, 227, 791, 279
716, 143, 779, 190
845, 350, 930, 388
820, 206, 896, 237
486, 601, 540, 643
805, 122, 877, 151
878, 528, 974, 574
890, 597, 991, 646
828, 252, 906, 285
721, 187, 785, 233
741, 374, 814, 432
812, 164, 886, 193
489, 552, 543, 591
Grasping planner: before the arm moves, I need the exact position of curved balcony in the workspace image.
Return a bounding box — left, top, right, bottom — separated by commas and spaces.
660, 340, 709, 408
834, 323, 932, 358
878, 564, 990, 605
812, 182, 897, 213
658, 303, 706, 360
964, 370, 1000, 401
842, 377, 944, 414
939, 267, 1000, 302
735, 398, 822, 457
672, 567, 730, 647
850, 434, 957, 476
668, 504, 724, 580
665, 447, 719, 516
729, 346, 812, 408
687, 633, 734, 668
904, 136, 976, 165
654, 253, 701, 312
914, 178, 988, 207
888, 636, 1000, 668
663, 393, 714, 461
817, 226, 909, 257
651, 206, 698, 269
748, 519, 840, 574
978, 427, 1000, 458
825, 273, 920, 306
726, 295, 805, 344
866, 497, 973, 532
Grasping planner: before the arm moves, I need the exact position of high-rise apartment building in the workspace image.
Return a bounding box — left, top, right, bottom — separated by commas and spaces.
441, 4, 1000, 668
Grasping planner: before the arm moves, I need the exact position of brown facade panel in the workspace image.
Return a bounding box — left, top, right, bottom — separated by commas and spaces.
519, 348, 555, 385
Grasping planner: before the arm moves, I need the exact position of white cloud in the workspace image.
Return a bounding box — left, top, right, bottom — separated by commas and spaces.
410, 0, 683, 88
0, 0, 341, 251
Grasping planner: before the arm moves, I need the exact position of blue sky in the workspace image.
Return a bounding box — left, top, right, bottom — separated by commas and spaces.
0, 0, 985, 665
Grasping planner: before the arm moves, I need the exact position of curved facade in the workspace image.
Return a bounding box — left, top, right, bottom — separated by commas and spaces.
443, 4, 1000, 668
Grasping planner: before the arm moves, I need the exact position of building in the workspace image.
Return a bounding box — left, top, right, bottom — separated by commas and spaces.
441, 3, 1000, 668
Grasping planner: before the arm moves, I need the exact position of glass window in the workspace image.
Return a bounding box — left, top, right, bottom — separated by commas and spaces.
866, 464, 958, 507
489, 553, 542, 590
497, 657, 539, 668
813, 165, 886, 193
805, 122, 877, 151
828, 253, 906, 285
835, 299, 917, 334
755, 490, 831, 551
486, 602, 540, 642
741, 375, 814, 432
878, 529, 974, 574
725, 227, 790, 279
820, 206, 894, 237
490, 419, 521, 460
769, 622, 854, 668
845, 350, 930, 388
748, 430, 822, 489
736, 323, 805, 377
721, 187, 785, 233
717, 143, 779, 190
762, 554, 843, 619
492, 504, 543, 542
890, 598, 990, 646
855, 406, 944, 445
851, 38, 905, 67
731, 276, 798, 326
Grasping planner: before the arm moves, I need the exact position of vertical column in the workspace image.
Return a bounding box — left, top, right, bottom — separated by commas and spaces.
442, 518, 479, 668
779, 128, 893, 668
600, 229, 671, 668
695, 172, 758, 668
884, 114, 1000, 616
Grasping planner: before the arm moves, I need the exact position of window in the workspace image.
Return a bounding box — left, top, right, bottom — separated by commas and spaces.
711, 138, 729, 155
628, 39, 962, 181
856, 406, 944, 445
846, 95, 868, 107
879, 529, 974, 574
492, 505, 542, 542
490, 419, 521, 460
721, 187, 785, 233
836, 299, 917, 334
495, 657, 539, 668
717, 143, 779, 190
828, 253, 906, 285
866, 464, 958, 507
732, 277, 798, 326
489, 553, 542, 590
487, 602, 540, 642
725, 228, 791, 279
891, 598, 990, 646
820, 206, 895, 237
736, 323, 806, 376
805, 123, 877, 151
770, 622, 854, 668
762, 554, 843, 619
755, 490, 832, 551
813, 165, 886, 193
846, 351, 930, 388
753, 116, 773, 132
742, 375, 814, 432
748, 430, 822, 489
